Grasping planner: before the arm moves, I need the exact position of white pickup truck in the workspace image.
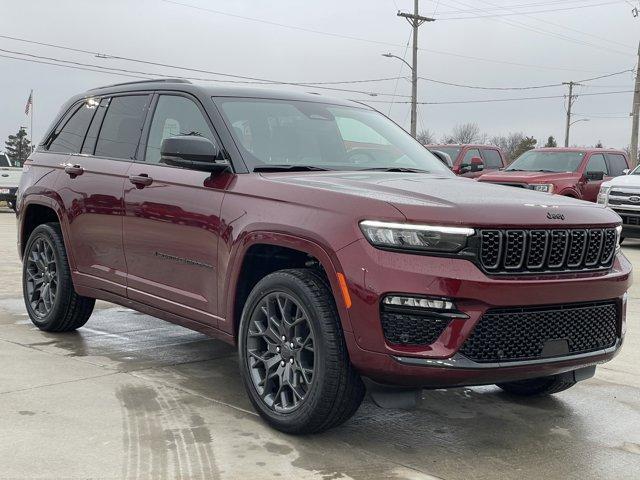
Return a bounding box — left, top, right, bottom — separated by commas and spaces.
0, 154, 21, 211
598, 164, 640, 241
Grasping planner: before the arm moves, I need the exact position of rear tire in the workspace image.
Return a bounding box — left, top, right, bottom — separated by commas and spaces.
497, 375, 577, 396
22, 223, 95, 332
238, 268, 365, 434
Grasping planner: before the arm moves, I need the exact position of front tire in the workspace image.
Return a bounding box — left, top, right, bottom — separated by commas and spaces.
238, 269, 365, 434
496, 375, 577, 396
22, 223, 95, 332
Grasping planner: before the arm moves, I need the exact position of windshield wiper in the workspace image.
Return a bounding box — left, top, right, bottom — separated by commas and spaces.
360, 167, 430, 173
253, 165, 330, 172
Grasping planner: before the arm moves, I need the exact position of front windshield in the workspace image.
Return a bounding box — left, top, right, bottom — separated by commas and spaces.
631, 165, 640, 175
216, 97, 452, 174
506, 151, 585, 173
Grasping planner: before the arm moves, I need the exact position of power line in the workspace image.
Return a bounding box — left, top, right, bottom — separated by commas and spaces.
150, 5, 621, 72
357, 89, 635, 104
0, 53, 149, 79
436, 0, 628, 14
456, 0, 634, 51
0, 32, 611, 75
1, 44, 633, 101
438, 1, 626, 20
0, 47, 415, 98
418, 68, 634, 90
437, 0, 634, 57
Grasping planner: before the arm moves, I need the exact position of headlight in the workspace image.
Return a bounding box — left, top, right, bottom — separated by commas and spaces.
597, 186, 611, 205
616, 225, 623, 251
529, 183, 554, 193
359, 220, 474, 253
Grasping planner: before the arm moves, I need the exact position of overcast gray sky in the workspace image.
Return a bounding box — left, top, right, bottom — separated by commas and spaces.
0, 0, 638, 151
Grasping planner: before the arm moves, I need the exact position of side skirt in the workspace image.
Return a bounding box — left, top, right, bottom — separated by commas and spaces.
75, 284, 236, 346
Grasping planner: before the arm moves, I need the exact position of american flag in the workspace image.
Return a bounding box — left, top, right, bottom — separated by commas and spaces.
25, 90, 33, 115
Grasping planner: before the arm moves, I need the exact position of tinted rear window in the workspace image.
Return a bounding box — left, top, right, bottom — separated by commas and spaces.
607, 153, 628, 176
431, 147, 461, 160
95, 95, 149, 160
48, 101, 97, 154
481, 149, 503, 168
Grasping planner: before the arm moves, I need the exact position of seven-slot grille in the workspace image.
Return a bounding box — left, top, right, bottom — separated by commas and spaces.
479, 228, 617, 274
459, 301, 619, 363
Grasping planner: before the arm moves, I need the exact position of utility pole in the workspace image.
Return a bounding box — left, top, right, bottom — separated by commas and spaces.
630, 40, 640, 167
397, 1, 435, 138
563, 81, 581, 147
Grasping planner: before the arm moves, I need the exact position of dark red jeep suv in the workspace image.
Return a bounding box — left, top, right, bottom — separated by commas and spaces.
17, 80, 631, 434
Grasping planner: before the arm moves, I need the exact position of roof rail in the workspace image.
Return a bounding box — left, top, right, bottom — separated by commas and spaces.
88, 78, 192, 91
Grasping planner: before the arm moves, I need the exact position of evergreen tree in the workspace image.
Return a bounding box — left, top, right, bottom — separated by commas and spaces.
512, 136, 537, 160
4, 127, 31, 167
544, 136, 557, 147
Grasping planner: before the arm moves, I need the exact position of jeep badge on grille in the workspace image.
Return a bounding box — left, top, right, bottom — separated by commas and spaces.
547, 212, 565, 220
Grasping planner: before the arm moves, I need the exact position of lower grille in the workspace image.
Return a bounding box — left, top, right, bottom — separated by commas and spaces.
459, 301, 619, 363
381, 311, 451, 346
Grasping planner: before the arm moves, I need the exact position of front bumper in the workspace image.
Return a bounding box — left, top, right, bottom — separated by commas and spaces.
337, 239, 631, 387
0, 187, 17, 204
611, 208, 640, 238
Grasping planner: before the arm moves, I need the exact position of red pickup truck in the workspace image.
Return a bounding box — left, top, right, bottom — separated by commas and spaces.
477, 147, 630, 202
426, 144, 507, 178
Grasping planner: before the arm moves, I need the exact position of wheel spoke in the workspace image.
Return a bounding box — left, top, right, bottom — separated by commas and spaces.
24, 236, 58, 318
245, 290, 316, 414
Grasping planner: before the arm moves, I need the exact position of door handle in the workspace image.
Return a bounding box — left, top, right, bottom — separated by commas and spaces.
129, 174, 153, 188
64, 164, 84, 178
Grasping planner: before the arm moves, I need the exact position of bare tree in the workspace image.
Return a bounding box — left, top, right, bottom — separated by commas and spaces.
449, 123, 483, 144
489, 132, 525, 163
416, 129, 436, 145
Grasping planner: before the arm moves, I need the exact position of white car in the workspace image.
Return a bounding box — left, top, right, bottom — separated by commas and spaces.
598, 165, 640, 240
0, 154, 21, 211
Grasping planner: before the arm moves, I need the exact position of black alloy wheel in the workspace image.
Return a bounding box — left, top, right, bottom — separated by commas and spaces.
246, 291, 316, 413
25, 236, 58, 318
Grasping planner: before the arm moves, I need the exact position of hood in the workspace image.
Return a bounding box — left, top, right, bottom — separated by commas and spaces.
477, 170, 578, 184
260, 171, 619, 228
602, 174, 640, 189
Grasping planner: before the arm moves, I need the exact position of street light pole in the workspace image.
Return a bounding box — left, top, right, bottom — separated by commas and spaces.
396, 1, 435, 138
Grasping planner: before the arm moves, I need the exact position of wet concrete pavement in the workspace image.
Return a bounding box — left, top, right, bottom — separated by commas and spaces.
0, 208, 639, 479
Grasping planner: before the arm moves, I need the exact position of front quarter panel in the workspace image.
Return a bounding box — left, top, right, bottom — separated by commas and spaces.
217, 173, 404, 337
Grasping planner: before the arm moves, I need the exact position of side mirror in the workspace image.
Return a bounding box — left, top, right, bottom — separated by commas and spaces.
160, 136, 229, 174
623, 168, 630, 175
585, 171, 605, 181
470, 156, 484, 172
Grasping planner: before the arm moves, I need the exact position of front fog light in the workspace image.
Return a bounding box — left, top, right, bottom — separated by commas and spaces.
383, 295, 455, 310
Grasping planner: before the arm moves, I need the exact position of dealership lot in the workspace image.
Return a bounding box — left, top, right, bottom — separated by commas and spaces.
0, 208, 638, 480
